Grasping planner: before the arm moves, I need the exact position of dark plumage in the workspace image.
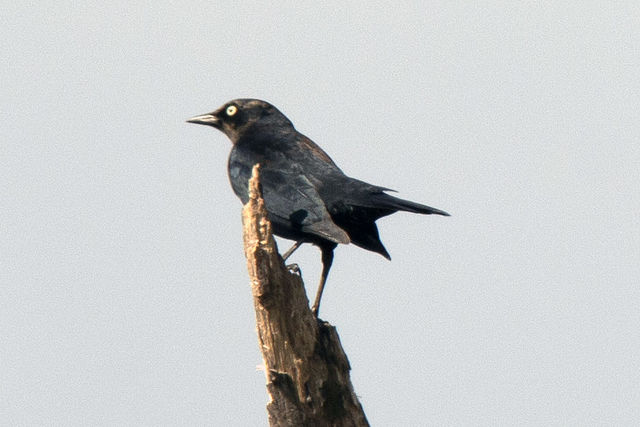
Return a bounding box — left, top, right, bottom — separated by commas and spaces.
188, 99, 449, 315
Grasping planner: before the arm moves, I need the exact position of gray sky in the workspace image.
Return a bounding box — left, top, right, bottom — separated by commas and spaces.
2, 2, 639, 425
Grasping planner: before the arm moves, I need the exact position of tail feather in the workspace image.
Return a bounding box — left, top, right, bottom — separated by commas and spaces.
373, 193, 450, 216
347, 222, 391, 260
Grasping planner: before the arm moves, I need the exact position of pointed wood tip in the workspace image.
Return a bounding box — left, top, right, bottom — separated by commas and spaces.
248, 163, 262, 200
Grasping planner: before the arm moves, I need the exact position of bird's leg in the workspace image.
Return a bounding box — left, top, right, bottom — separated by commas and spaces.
282, 241, 303, 261
311, 245, 335, 317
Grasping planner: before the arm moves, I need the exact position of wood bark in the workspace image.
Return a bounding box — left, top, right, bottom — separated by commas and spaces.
241, 164, 369, 427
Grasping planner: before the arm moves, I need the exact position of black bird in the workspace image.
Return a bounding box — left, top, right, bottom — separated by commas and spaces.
188, 99, 449, 315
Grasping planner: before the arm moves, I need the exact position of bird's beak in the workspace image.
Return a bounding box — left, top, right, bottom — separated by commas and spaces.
186, 112, 220, 128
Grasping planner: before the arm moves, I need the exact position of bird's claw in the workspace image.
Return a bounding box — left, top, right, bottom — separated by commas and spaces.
286, 263, 301, 275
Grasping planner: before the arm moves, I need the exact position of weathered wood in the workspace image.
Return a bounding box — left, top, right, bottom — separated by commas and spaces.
242, 164, 369, 427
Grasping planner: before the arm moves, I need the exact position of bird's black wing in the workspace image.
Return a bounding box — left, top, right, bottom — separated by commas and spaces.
228, 154, 350, 245
259, 168, 350, 245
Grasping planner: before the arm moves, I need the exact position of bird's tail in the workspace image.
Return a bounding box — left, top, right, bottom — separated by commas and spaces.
373, 193, 450, 216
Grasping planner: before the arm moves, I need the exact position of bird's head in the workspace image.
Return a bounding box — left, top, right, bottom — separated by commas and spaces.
187, 99, 293, 144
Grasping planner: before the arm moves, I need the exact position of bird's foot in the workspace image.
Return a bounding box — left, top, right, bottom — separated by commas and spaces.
286, 263, 301, 275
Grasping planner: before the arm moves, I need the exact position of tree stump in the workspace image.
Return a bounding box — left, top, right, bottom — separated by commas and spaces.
241, 164, 369, 427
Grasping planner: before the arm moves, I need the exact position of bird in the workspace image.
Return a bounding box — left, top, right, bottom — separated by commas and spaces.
187, 99, 449, 315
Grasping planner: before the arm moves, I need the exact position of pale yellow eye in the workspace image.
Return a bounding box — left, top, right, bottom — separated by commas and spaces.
226, 105, 238, 116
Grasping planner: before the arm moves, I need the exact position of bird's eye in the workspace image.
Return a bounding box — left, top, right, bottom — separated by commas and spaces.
226, 105, 238, 116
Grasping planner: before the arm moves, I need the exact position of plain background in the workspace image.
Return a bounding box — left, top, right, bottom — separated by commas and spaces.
2, 2, 639, 425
